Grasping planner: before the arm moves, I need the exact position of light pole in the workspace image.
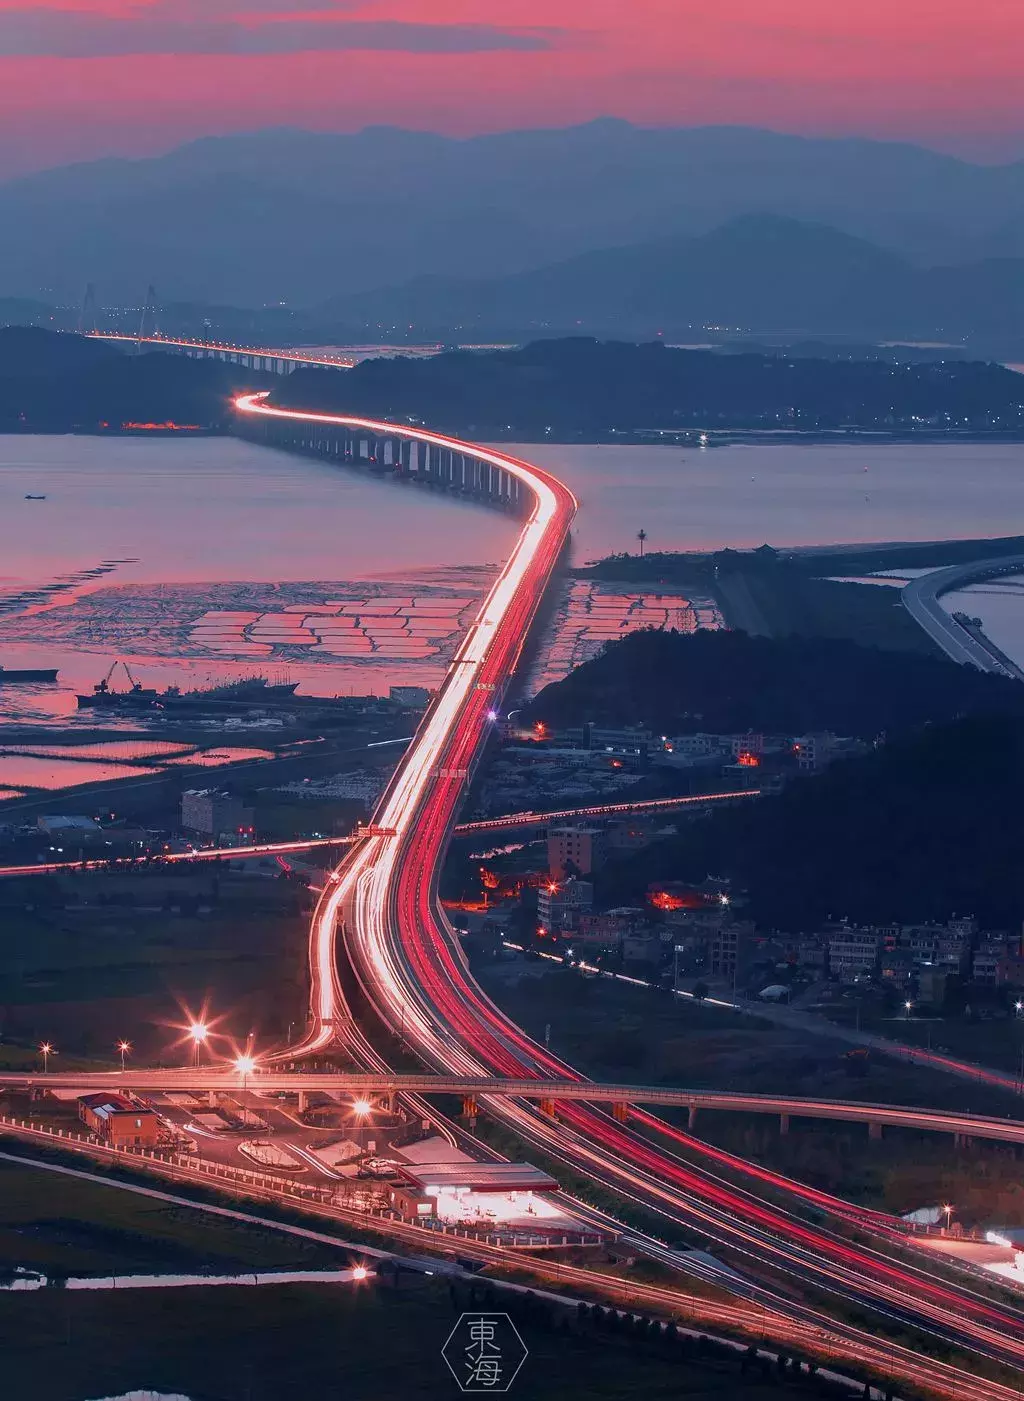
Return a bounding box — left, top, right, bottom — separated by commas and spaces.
904, 1000, 913, 1021
39, 1042, 53, 1074
117, 1040, 131, 1072
234, 1054, 256, 1094
189, 1022, 209, 1069
943, 1203, 954, 1232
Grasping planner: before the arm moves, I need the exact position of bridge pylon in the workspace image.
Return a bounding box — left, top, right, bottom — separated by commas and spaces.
78, 283, 98, 335
138, 284, 160, 342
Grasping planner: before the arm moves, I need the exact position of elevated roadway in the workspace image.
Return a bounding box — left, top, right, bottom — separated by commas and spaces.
10, 1069, 1024, 1145
902, 554, 1024, 678
86, 331, 355, 374
0, 793, 757, 879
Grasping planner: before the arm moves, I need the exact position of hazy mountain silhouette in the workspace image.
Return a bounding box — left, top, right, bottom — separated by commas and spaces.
0, 122, 1021, 305
325, 216, 1024, 342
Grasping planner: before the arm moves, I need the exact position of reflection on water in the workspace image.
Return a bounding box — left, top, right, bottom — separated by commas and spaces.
0, 755, 162, 789
164, 747, 274, 767
1, 435, 1023, 719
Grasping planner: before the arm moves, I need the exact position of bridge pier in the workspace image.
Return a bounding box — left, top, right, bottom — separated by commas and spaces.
869, 1120, 883, 1141
687, 1104, 699, 1130
612, 1101, 629, 1124
297, 1090, 309, 1112
539, 1098, 557, 1119
779, 1112, 790, 1136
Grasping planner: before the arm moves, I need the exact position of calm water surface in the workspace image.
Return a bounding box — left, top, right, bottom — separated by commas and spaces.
0, 435, 1022, 714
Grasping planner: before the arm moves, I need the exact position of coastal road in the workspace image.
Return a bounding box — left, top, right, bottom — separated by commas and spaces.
902, 555, 1024, 677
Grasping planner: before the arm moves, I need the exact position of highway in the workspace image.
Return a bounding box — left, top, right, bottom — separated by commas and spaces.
902, 555, 1024, 678
231, 392, 1024, 1394
86, 331, 355, 371
0, 790, 757, 880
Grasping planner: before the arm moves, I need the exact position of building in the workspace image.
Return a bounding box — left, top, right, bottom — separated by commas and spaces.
548, 824, 605, 879
792, 733, 837, 772
575, 906, 648, 948
587, 725, 652, 759
827, 925, 882, 981
389, 684, 431, 708
973, 939, 1011, 986
180, 789, 254, 841
709, 921, 756, 983
77, 1094, 161, 1147
537, 877, 593, 936
36, 814, 101, 841
667, 733, 719, 759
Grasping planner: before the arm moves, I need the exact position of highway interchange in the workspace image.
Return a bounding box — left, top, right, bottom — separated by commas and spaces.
231, 393, 1024, 1395
4, 389, 1023, 1398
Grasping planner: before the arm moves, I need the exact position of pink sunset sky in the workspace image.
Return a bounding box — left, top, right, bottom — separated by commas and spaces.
0, 0, 1021, 177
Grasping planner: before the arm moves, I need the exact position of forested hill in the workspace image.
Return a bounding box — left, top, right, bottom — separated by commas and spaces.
275, 338, 1024, 436
525, 630, 1024, 739
597, 713, 1024, 932
0, 328, 267, 431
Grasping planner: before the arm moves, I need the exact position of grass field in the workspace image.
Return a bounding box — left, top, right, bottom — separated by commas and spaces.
0, 1159, 833, 1401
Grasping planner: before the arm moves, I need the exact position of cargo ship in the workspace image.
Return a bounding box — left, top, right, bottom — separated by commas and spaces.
77, 663, 298, 709
0, 664, 59, 684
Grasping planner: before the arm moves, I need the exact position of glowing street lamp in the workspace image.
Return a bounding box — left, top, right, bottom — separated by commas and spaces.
39, 1042, 54, 1073
351, 1265, 369, 1282
234, 1054, 256, 1091
189, 1022, 209, 1068
117, 1040, 131, 1072
943, 1203, 954, 1230
352, 1098, 373, 1117
904, 1000, 913, 1020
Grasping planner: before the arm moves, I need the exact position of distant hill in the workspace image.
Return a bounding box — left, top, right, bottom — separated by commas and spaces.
0, 121, 1021, 305
325, 216, 1024, 343
524, 630, 1024, 740
274, 337, 1024, 435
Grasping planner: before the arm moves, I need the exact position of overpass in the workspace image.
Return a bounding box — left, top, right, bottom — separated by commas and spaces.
6, 1068, 1022, 1145
86, 332, 355, 375
902, 554, 1024, 679
0, 790, 759, 880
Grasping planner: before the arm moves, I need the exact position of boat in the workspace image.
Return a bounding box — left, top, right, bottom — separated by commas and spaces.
76, 660, 159, 709
76, 665, 299, 710
0, 664, 59, 684
24, 494, 46, 500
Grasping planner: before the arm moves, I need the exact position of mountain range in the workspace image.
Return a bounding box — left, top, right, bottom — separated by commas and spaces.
324, 216, 1024, 344
0, 121, 1021, 308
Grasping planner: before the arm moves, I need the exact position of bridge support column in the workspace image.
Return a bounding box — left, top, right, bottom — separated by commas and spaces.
207, 1090, 217, 1107
539, 1098, 556, 1119
612, 1101, 629, 1124
868, 1120, 883, 1141
687, 1104, 698, 1130
461, 1095, 478, 1126
297, 1091, 309, 1112
779, 1113, 790, 1136
385, 1091, 397, 1114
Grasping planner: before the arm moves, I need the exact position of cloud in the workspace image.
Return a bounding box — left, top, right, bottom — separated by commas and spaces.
0, 6, 559, 57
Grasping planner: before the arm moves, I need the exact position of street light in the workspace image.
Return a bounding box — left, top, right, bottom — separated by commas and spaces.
352, 1265, 369, 1282
352, 1098, 372, 1117
904, 1000, 913, 1019
117, 1040, 131, 1072
234, 1054, 256, 1092
39, 1042, 54, 1073
943, 1203, 954, 1230
189, 1022, 209, 1069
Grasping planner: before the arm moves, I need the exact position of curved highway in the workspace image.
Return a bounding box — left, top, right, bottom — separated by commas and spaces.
234, 393, 1024, 1396
902, 555, 1024, 678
